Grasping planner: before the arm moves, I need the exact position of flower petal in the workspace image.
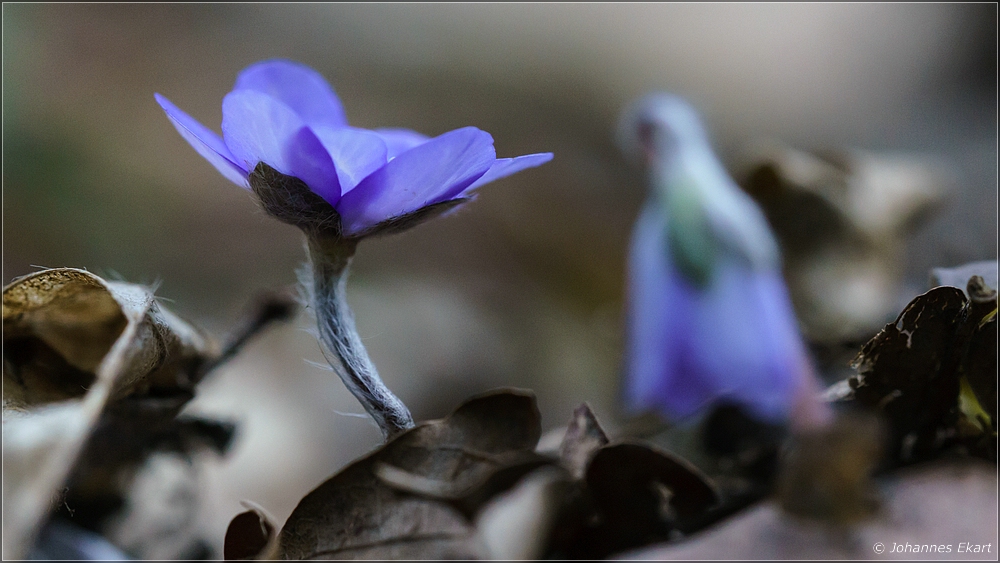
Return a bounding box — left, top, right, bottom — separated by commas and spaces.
222, 90, 341, 205
312, 126, 388, 193
624, 204, 676, 410
374, 128, 431, 160
687, 260, 806, 421
627, 203, 806, 422
232, 59, 348, 129
154, 93, 249, 188
337, 127, 495, 236
625, 204, 718, 418
461, 152, 553, 194
624, 202, 806, 422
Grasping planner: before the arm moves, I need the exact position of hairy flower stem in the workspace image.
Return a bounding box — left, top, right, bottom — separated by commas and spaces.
306, 235, 415, 441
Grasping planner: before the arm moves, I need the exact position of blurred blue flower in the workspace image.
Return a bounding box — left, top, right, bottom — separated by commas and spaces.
155, 59, 552, 237
619, 94, 813, 423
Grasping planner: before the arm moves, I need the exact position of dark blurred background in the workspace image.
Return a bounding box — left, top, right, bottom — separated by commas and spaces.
3, 3, 996, 553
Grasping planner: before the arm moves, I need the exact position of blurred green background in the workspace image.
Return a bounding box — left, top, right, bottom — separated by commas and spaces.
3, 3, 996, 554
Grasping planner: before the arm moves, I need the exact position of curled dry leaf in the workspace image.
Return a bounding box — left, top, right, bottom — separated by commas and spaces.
374, 451, 551, 521
2, 268, 216, 559
849, 286, 967, 446
493, 403, 724, 560
277, 389, 541, 560
558, 403, 610, 480
474, 466, 574, 560
3, 402, 103, 560
846, 280, 997, 463
551, 436, 720, 559
225, 501, 279, 561
586, 442, 719, 539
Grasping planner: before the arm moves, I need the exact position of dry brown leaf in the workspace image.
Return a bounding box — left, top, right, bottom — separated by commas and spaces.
2, 268, 216, 559
543, 438, 721, 559
373, 450, 551, 521
4, 269, 215, 407
225, 501, 279, 560
277, 389, 541, 560
847, 284, 996, 462
586, 441, 720, 537
474, 466, 574, 560
558, 403, 610, 480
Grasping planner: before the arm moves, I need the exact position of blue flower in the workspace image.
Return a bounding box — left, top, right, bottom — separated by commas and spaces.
155, 59, 552, 237
620, 94, 813, 423
624, 202, 813, 422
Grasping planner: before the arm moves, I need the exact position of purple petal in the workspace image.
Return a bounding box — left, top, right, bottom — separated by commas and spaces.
687, 261, 806, 421
374, 128, 431, 160
624, 204, 677, 410
154, 93, 249, 188
232, 59, 348, 129
337, 127, 496, 236
221, 90, 341, 205
625, 204, 718, 418
625, 203, 806, 422
312, 126, 388, 193
461, 152, 553, 194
